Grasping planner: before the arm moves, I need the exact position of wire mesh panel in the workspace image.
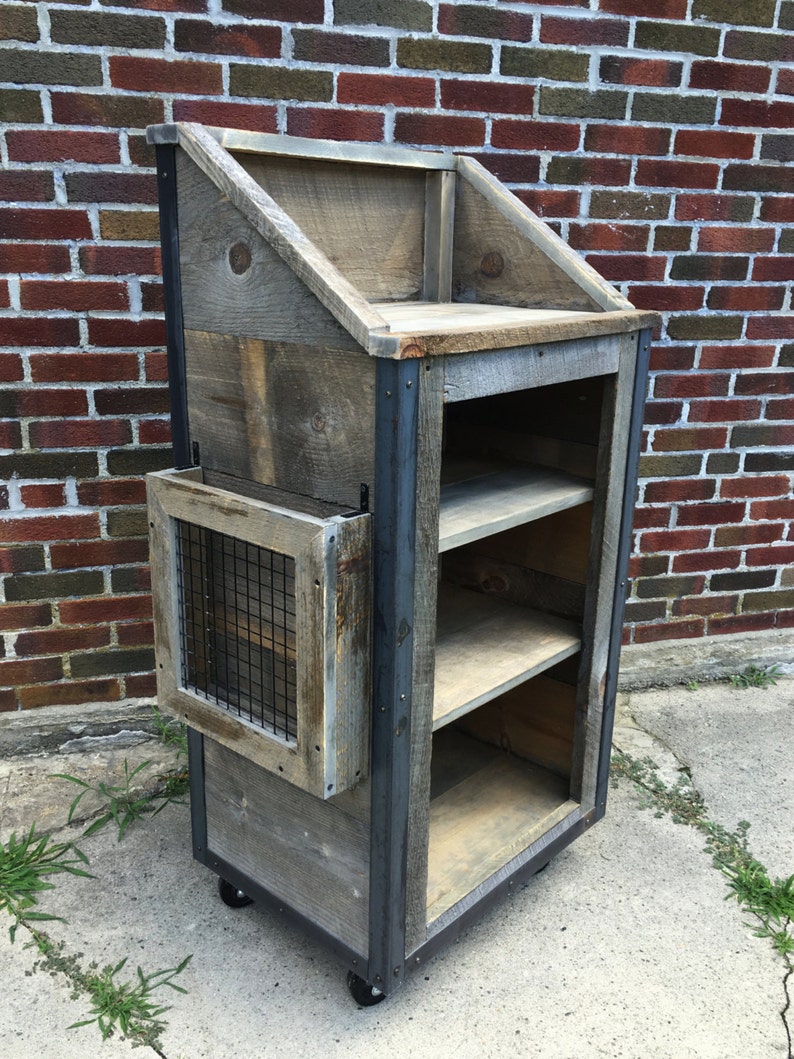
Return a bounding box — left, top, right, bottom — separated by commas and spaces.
176, 520, 298, 742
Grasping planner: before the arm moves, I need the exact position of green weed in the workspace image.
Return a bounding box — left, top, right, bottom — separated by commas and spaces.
729, 663, 782, 689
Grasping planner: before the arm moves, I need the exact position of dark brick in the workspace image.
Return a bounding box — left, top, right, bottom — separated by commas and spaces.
624, 600, 668, 623
0, 4, 38, 42
474, 153, 542, 184
547, 156, 631, 186
539, 87, 628, 120
335, 0, 432, 31
2, 50, 102, 86
397, 38, 492, 74
723, 164, 794, 195
744, 589, 794, 613
675, 193, 754, 222
4, 570, 104, 603
706, 452, 741, 474
71, 648, 155, 679
631, 94, 717, 125
745, 452, 794, 472
782, 1, 794, 30
107, 508, 150, 538
292, 29, 389, 66
628, 555, 671, 578
439, 3, 535, 40
666, 316, 743, 341
111, 567, 151, 594
724, 30, 794, 63
64, 172, 157, 205
50, 10, 165, 48
639, 454, 703, 478
654, 227, 693, 251
174, 19, 280, 57
590, 191, 670, 220
689, 60, 770, 94
95, 389, 171, 416
226, 0, 323, 20
0, 88, 43, 123
634, 21, 720, 56
501, 46, 588, 82
670, 256, 748, 282
0, 546, 46, 574
732, 423, 794, 448
692, 0, 775, 26
0, 452, 98, 480
51, 92, 165, 129
710, 570, 777, 591
600, 55, 683, 87
634, 575, 706, 599
0, 170, 54, 201
107, 447, 172, 477
229, 66, 334, 101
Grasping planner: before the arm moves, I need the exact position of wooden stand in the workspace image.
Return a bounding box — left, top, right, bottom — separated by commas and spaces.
146, 123, 657, 1001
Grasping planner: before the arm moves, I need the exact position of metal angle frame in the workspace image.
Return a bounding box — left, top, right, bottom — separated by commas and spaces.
366, 356, 421, 994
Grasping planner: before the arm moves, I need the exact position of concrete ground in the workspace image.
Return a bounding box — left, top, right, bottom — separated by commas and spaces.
1, 678, 791, 1059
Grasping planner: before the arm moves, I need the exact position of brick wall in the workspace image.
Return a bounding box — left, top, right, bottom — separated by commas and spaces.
1, 0, 792, 711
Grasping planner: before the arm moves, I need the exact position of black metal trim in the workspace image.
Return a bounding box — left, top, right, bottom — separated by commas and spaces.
367, 357, 421, 995
155, 144, 191, 469
199, 849, 368, 975
187, 727, 208, 857
595, 327, 653, 812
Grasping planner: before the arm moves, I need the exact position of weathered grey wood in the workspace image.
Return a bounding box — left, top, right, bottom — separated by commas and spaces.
237, 154, 426, 303
426, 728, 574, 923
433, 583, 581, 730
204, 738, 370, 951
177, 152, 362, 351
404, 358, 445, 954
202, 468, 349, 520
422, 171, 456, 302
446, 422, 599, 481
441, 332, 621, 402
439, 461, 593, 552
441, 551, 587, 621
184, 330, 375, 510
175, 122, 388, 350
374, 300, 593, 332
455, 157, 633, 313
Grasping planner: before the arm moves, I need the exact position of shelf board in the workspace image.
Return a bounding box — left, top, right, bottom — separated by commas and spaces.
372, 300, 591, 336
439, 459, 593, 552
433, 584, 581, 731
427, 729, 577, 923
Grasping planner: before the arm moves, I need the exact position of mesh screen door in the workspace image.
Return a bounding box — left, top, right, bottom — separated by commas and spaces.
148, 468, 371, 798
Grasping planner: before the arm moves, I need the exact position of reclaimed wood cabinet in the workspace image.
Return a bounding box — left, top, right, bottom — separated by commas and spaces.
147, 122, 658, 1001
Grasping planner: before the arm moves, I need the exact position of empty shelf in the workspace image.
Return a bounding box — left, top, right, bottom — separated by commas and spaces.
433, 583, 581, 730
439, 460, 594, 552
372, 300, 592, 335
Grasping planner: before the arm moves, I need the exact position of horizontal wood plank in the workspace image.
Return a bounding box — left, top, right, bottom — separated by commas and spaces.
439, 460, 593, 552
433, 583, 581, 729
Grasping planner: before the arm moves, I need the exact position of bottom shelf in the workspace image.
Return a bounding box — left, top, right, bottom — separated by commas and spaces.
426, 728, 578, 924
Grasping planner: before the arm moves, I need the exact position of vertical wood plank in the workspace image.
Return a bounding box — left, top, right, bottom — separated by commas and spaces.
423, 170, 456, 303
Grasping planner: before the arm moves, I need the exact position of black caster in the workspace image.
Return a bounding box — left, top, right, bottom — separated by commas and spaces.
218, 877, 253, 908
346, 970, 386, 1007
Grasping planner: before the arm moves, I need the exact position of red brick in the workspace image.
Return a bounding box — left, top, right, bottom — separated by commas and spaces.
19, 484, 66, 508
0, 602, 52, 631
714, 522, 785, 546
20, 280, 129, 313
689, 60, 770, 94
0, 354, 24, 382
633, 506, 670, 529
109, 55, 222, 95
19, 678, 121, 709
286, 108, 384, 143
226, 0, 321, 17
492, 120, 580, 152
173, 99, 278, 132
117, 621, 155, 647
697, 227, 775, 253
516, 189, 580, 217
473, 152, 540, 184
1, 244, 71, 274
0, 422, 20, 448
15, 626, 112, 656
749, 498, 794, 520
676, 501, 747, 526
651, 425, 728, 450
766, 398, 794, 420
29, 419, 133, 449
77, 479, 147, 506
80, 247, 161, 277
394, 113, 485, 148
49, 91, 165, 129
88, 318, 166, 348
3, 389, 89, 418
541, 16, 629, 46
672, 594, 738, 617
0, 280, 9, 308
676, 194, 754, 221
50, 539, 149, 570
337, 72, 435, 108
139, 419, 172, 445
708, 613, 777, 636
642, 399, 685, 424
649, 345, 698, 371
6, 130, 120, 164
747, 544, 794, 566
600, 55, 682, 87
174, 18, 280, 56
144, 352, 169, 382
0, 207, 91, 240
636, 159, 719, 190
94, 388, 170, 416
583, 253, 665, 281
644, 479, 716, 503
59, 594, 153, 625
584, 123, 670, 155
600, 0, 686, 16
633, 619, 706, 644
746, 315, 794, 339
721, 99, 794, 129
568, 223, 649, 252
0, 171, 54, 201
29, 353, 139, 384
628, 285, 704, 311
441, 79, 535, 115
0, 514, 100, 544
699, 344, 776, 369
752, 257, 794, 282
721, 475, 790, 500
674, 128, 755, 160
125, 672, 157, 697
2, 318, 80, 347
688, 399, 762, 422
672, 549, 741, 573
0, 656, 63, 686
640, 528, 712, 552
708, 286, 785, 311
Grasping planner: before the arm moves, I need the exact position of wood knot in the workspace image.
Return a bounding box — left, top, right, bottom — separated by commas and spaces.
311, 412, 327, 432
480, 251, 505, 278
229, 241, 251, 275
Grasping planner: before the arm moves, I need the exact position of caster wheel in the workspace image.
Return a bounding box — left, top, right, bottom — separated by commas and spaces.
218, 878, 253, 908
346, 971, 385, 1007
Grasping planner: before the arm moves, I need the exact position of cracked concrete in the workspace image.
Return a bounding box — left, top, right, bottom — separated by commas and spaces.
1, 678, 792, 1058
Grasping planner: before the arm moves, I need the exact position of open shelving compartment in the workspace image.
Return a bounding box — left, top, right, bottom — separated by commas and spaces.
147, 122, 658, 1002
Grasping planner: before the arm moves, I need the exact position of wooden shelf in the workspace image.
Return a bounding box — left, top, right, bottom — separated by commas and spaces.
438, 459, 593, 552
427, 728, 577, 923
433, 583, 580, 731
372, 300, 592, 336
